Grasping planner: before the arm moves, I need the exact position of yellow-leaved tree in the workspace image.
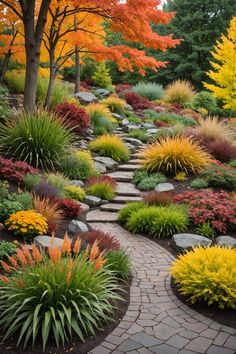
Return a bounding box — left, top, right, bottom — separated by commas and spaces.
204, 16, 236, 110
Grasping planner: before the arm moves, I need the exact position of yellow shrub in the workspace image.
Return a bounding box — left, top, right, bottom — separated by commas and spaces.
140, 136, 212, 175
171, 246, 236, 309
103, 95, 126, 114
89, 134, 130, 162
86, 103, 116, 123
164, 80, 196, 104
75, 150, 96, 174
64, 185, 86, 201
5, 210, 48, 239
195, 116, 234, 141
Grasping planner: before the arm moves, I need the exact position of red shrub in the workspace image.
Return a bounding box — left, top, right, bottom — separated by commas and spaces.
47, 221, 60, 236
124, 92, 153, 110
174, 190, 236, 234
143, 191, 174, 205
0, 157, 38, 183
56, 198, 81, 218
154, 120, 171, 128
85, 175, 117, 188
79, 229, 121, 252
115, 83, 132, 95
54, 102, 90, 135
151, 105, 166, 113
205, 139, 236, 163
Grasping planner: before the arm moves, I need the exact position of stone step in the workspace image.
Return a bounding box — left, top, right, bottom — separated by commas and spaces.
107, 171, 134, 182
129, 159, 141, 164
100, 203, 125, 212
112, 196, 143, 203
116, 182, 141, 197
86, 210, 118, 222
117, 164, 141, 171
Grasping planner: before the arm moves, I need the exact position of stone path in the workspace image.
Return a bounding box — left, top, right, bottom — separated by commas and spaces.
86, 131, 236, 354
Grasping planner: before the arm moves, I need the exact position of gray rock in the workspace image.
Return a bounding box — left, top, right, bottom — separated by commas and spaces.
127, 124, 141, 132
121, 118, 129, 126
125, 103, 133, 111
84, 195, 103, 207
94, 156, 118, 169
94, 161, 107, 173
171, 233, 212, 252
112, 113, 123, 120
79, 202, 90, 213
216, 236, 236, 248
69, 180, 84, 188
155, 183, 174, 192
68, 220, 88, 234
74, 91, 98, 103
142, 123, 156, 129
95, 88, 110, 97
147, 128, 159, 135
124, 137, 143, 147
34, 235, 64, 251
125, 142, 136, 152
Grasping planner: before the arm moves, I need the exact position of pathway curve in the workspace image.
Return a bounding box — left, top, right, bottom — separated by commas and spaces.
86, 132, 236, 354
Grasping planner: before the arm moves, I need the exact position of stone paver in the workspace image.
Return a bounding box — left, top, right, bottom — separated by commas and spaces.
88, 223, 236, 354
118, 164, 141, 171
107, 171, 134, 182
112, 196, 143, 203
116, 182, 141, 196
86, 210, 118, 222
101, 203, 126, 212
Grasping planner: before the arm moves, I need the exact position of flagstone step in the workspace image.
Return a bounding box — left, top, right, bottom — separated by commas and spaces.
129, 159, 142, 164
107, 171, 134, 182
86, 210, 118, 222
117, 164, 141, 171
100, 203, 125, 212
116, 182, 141, 196
112, 195, 143, 203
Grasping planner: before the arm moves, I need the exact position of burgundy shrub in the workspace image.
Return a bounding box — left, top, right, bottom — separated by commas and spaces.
143, 191, 174, 205
115, 83, 132, 95
205, 139, 236, 163
124, 91, 153, 110
79, 229, 121, 252
154, 120, 171, 128
0, 157, 38, 183
55, 102, 90, 135
56, 198, 81, 218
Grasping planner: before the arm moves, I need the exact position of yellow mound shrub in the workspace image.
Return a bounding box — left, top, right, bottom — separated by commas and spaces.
164, 79, 195, 104
89, 134, 130, 162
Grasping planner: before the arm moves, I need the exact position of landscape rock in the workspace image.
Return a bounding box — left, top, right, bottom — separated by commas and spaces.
112, 113, 123, 120
216, 236, 236, 248
142, 123, 156, 129
94, 88, 110, 97
84, 195, 103, 207
125, 142, 136, 152
147, 128, 159, 135
68, 220, 89, 234
125, 103, 133, 111
69, 180, 85, 188
171, 233, 212, 252
94, 156, 118, 169
94, 161, 107, 173
155, 183, 175, 192
74, 91, 98, 103
34, 235, 64, 251
79, 202, 90, 213
126, 124, 141, 132
121, 118, 129, 126
124, 137, 143, 147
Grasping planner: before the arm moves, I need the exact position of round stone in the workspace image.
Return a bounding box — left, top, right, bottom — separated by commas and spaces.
68, 220, 89, 234
155, 183, 175, 192
171, 233, 212, 252
216, 236, 236, 248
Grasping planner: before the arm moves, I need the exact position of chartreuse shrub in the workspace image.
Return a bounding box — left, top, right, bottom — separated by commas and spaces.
0, 108, 73, 169
140, 136, 212, 175
128, 129, 149, 143
103, 96, 126, 115
133, 82, 164, 101
60, 150, 97, 181
127, 205, 188, 238
85, 176, 116, 201
92, 62, 113, 89
64, 185, 86, 201
89, 135, 130, 162
171, 246, 236, 309
164, 80, 195, 104
117, 201, 147, 225
86, 103, 115, 134
0, 236, 120, 350
5, 210, 48, 240
105, 250, 131, 279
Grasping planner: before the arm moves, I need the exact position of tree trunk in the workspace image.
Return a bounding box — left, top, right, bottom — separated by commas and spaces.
74, 47, 80, 93
44, 49, 56, 107
24, 44, 40, 112
0, 51, 11, 84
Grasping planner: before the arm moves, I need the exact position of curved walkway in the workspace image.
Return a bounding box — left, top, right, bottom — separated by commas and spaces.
88, 222, 236, 354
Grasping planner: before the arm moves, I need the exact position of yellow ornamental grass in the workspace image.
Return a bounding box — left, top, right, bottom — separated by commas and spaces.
195, 116, 234, 142
86, 103, 117, 123
171, 246, 236, 309
164, 79, 196, 104
140, 136, 212, 175
103, 95, 126, 115
89, 134, 130, 162
5, 210, 48, 239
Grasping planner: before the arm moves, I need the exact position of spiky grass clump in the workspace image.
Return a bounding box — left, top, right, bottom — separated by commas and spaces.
128, 129, 149, 143
86, 182, 115, 200
0, 109, 73, 169
105, 250, 131, 279
117, 202, 147, 225
89, 135, 130, 162
171, 246, 236, 309
133, 82, 164, 101
194, 117, 234, 142
0, 236, 120, 350
103, 95, 126, 115
60, 151, 97, 181
164, 80, 195, 104
86, 104, 115, 134
45, 172, 70, 196
140, 136, 212, 175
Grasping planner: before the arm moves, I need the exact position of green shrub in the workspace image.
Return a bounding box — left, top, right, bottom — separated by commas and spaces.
23, 174, 42, 191
133, 170, 166, 191
15, 192, 33, 210
190, 178, 209, 189
133, 82, 164, 101
0, 241, 17, 261
117, 201, 147, 225
0, 85, 11, 120
105, 250, 131, 279
171, 246, 236, 309
0, 199, 23, 222
60, 153, 97, 181
196, 222, 215, 238
89, 135, 130, 162
0, 109, 73, 169
127, 205, 189, 238
153, 113, 196, 127
45, 172, 69, 196
200, 164, 236, 191
86, 183, 115, 201
127, 115, 142, 124
193, 91, 218, 113
128, 129, 148, 143
64, 185, 86, 201
229, 159, 236, 168
92, 62, 113, 88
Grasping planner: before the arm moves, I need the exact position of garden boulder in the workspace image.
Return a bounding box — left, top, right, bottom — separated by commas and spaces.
155, 183, 174, 193
75, 91, 98, 103
171, 233, 212, 252
216, 236, 236, 248
94, 156, 118, 169
34, 235, 64, 251
68, 220, 89, 234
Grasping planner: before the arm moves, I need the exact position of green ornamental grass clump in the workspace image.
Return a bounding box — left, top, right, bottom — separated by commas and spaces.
86, 183, 115, 201
133, 82, 164, 101
133, 170, 166, 191
105, 250, 131, 279
117, 201, 147, 225
128, 129, 149, 143
89, 135, 130, 162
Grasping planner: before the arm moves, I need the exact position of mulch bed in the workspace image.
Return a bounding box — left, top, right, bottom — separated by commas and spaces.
0, 277, 131, 354
171, 278, 236, 329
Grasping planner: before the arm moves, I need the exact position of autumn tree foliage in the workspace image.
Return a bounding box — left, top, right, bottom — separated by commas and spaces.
0, 0, 180, 111
204, 16, 236, 111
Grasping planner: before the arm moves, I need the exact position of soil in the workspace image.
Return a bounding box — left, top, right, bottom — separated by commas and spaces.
0, 277, 131, 354
171, 278, 236, 329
